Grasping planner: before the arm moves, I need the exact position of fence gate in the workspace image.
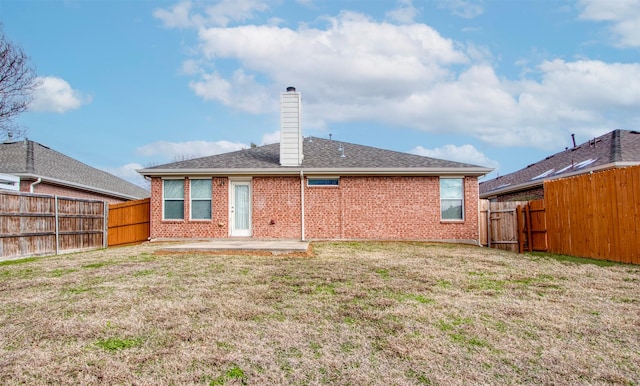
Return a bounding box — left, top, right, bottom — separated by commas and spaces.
517, 199, 548, 253
480, 201, 528, 252
108, 198, 150, 246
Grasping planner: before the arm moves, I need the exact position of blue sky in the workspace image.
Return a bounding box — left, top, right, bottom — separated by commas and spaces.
1, 0, 639, 187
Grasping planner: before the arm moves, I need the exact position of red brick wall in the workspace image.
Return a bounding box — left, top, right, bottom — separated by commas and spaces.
252, 177, 301, 238
20, 180, 128, 204
149, 175, 480, 243
497, 187, 544, 202
305, 176, 478, 241
150, 177, 228, 239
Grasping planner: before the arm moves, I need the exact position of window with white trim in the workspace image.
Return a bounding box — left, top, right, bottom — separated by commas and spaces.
190, 179, 212, 220
163, 179, 184, 220
440, 178, 464, 221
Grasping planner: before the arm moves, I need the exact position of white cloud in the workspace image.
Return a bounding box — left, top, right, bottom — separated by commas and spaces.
410, 144, 499, 169
578, 0, 640, 48
188, 11, 467, 118
438, 0, 484, 19
102, 163, 149, 188
188, 69, 274, 114
386, 0, 419, 24
136, 140, 247, 161
154, 0, 269, 28
153, 1, 198, 28
261, 130, 280, 145
29, 76, 90, 113
156, 3, 640, 151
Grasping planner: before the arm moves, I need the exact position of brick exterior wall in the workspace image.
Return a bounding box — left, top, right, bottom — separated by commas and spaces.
20, 180, 129, 204
149, 175, 480, 243
150, 177, 228, 239
496, 187, 544, 202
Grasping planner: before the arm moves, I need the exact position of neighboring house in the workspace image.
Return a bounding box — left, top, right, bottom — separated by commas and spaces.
138, 88, 492, 243
0, 139, 149, 203
480, 129, 640, 202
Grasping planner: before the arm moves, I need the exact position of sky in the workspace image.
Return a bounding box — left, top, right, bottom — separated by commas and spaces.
1, 0, 639, 188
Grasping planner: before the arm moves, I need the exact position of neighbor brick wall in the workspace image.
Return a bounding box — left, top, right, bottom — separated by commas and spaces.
149, 175, 480, 243
20, 180, 128, 204
496, 187, 544, 202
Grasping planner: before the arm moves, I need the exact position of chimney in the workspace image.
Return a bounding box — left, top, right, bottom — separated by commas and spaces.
280, 87, 303, 166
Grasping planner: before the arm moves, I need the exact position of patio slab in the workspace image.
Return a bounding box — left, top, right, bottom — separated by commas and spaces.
155, 239, 311, 256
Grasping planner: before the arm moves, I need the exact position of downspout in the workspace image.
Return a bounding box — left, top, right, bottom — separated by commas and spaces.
30, 177, 42, 193
300, 170, 305, 241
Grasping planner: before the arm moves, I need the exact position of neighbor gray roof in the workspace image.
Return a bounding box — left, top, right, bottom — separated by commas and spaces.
0, 139, 149, 200
139, 137, 492, 177
480, 129, 640, 198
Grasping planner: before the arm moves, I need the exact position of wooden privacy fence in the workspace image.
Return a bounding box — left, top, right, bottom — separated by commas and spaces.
108, 198, 150, 246
479, 200, 527, 252
544, 166, 640, 264
480, 200, 548, 253
0, 191, 106, 260
516, 199, 548, 253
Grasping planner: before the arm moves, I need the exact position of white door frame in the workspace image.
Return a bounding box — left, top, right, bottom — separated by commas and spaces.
229, 178, 252, 237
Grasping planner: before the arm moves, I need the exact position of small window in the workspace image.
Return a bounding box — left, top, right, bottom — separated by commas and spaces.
307, 178, 339, 186
440, 178, 464, 221
190, 179, 212, 220
163, 179, 184, 220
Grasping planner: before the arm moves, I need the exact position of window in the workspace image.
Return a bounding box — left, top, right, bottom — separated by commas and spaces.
307, 178, 339, 186
190, 179, 212, 220
163, 179, 184, 220
440, 178, 464, 221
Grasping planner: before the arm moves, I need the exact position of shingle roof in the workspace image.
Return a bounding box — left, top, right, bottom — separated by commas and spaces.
480, 129, 640, 197
139, 137, 492, 176
0, 139, 149, 200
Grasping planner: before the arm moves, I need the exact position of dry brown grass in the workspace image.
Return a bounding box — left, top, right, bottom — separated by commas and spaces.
1, 241, 639, 385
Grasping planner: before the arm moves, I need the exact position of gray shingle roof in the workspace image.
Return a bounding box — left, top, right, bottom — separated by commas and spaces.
480, 129, 640, 197
140, 137, 491, 175
0, 139, 149, 200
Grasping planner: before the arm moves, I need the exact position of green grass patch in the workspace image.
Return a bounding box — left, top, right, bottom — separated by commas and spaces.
133, 269, 156, 277
375, 268, 390, 279
526, 252, 619, 267
94, 337, 142, 351
81, 262, 111, 269
436, 279, 452, 289
208, 364, 246, 385
0, 257, 42, 266
313, 283, 336, 295
50, 268, 79, 277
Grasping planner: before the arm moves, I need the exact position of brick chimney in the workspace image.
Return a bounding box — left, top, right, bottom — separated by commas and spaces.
279, 87, 303, 166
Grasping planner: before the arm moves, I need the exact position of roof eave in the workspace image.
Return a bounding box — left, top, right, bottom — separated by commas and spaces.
138, 167, 494, 177
14, 173, 148, 201
479, 161, 639, 198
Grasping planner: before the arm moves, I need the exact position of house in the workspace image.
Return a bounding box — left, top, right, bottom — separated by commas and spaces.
0, 139, 149, 203
139, 88, 492, 243
480, 130, 640, 202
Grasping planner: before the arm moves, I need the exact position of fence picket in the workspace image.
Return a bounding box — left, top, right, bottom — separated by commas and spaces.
544, 165, 640, 263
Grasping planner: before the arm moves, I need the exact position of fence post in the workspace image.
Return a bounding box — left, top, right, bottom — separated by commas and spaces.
516, 205, 524, 253
487, 207, 491, 248
54, 195, 59, 255
103, 202, 108, 249
525, 204, 533, 252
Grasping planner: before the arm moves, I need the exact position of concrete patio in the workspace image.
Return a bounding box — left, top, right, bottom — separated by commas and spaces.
155, 239, 311, 256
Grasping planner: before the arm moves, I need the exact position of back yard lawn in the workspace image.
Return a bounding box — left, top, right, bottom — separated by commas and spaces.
0, 242, 638, 385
